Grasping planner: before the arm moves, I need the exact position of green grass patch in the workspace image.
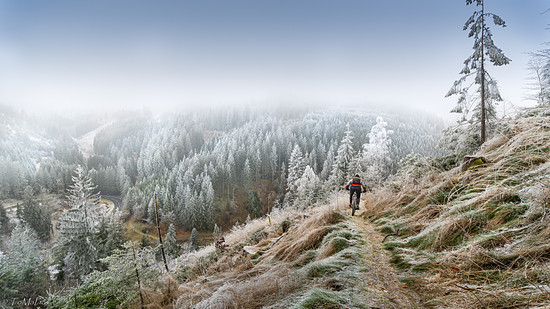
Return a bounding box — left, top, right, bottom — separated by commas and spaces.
292, 288, 362, 309
490, 203, 528, 223
326, 237, 350, 254
294, 250, 318, 267
337, 247, 364, 263
389, 251, 412, 270
406, 232, 437, 250
378, 224, 396, 234
428, 190, 450, 205
304, 259, 349, 278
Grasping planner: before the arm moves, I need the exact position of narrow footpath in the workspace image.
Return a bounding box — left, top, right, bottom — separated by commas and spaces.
347, 202, 422, 309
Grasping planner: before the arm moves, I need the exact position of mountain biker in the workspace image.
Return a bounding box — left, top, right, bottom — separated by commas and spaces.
345, 174, 367, 208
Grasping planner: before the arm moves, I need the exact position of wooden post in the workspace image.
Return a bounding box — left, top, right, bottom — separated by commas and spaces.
155, 193, 169, 272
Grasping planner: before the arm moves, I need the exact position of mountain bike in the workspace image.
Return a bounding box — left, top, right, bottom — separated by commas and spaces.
351, 191, 360, 216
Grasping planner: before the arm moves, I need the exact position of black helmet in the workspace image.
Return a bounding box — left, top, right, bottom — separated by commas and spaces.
354, 174, 360, 178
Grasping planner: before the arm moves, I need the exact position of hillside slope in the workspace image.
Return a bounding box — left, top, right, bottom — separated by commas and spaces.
171, 201, 419, 308
365, 108, 550, 308
49, 199, 421, 309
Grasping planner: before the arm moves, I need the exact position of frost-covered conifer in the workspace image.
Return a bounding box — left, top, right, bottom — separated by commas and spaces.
55, 165, 103, 281
287, 144, 305, 194
295, 165, 320, 207
164, 223, 181, 258
199, 172, 215, 230
246, 190, 261, 217
362, 117, 393, 185
189, 228, 199, 251
446, 0, 511, 144
330, 123, 355, 187
0, 202, 10, 235
6, 225, 48, 300
243, 158, 251, 190
17, 187, 52, 242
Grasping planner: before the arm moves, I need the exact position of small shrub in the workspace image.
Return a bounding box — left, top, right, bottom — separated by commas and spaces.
175, 265, 195, 282
247, 229, 268, 245
281, 219, 292, 233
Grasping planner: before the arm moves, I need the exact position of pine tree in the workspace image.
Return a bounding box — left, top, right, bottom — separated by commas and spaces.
295, 165, 320, 207
189, 228, 199, 251
17, 186, 52, 242
199, 173, 215, 230
49, 242, 160, 309
362, 117, 393, 185
5, 225, 48, 301
165, 223, 181, 258
55, 165, 103, 281
243, 158, 251, 190
0, 251, 14, 301
287, 144, 305, 194
330, 123, 355, 187
0, 202, 10, 235
246, 190, 261, 218
446, 0, 511, 144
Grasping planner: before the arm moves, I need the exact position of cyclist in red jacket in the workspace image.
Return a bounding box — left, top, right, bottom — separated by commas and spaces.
345, 174, 367, 208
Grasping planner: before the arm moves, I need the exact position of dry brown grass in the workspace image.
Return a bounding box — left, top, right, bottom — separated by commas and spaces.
170, 200, 347, 308
187, 265, 303, 309
363, 187, 418, 220
405, 204, 443, 224
315, 238, 340, 261
128, 276, 182, 309
270, 225, 331, 262
266, 202, 344, 262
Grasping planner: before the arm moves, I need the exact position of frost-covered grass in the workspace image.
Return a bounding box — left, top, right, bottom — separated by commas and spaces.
167, 197, 413, 308
365, 109, 550, 308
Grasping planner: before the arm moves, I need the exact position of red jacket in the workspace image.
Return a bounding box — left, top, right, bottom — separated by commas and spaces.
345, 177, 366, 191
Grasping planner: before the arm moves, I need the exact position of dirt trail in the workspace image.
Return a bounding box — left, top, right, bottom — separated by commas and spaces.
347, 203, 423, 308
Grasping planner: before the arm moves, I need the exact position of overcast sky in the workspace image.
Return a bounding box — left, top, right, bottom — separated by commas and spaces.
0, 0, 548, 116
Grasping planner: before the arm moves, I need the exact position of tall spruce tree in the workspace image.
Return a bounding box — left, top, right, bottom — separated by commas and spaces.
330, 123, 355, 187
17, 186, 52, 242
287, 145, 305, 194
55, 165, 102, 281
5, 225, 49, 301
362, 117, 393, 185
164, 223, 181, 258
0, 202, 9, 235
446, 0, 511, 144
189, 228, 199, 251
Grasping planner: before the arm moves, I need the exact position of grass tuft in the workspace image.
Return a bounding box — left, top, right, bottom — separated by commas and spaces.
292, 288, 348, 309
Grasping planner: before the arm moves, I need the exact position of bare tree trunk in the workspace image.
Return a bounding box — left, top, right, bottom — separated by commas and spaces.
480, 0, 486, 144
132, 246, 145, 309
155, 193, 169, 272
